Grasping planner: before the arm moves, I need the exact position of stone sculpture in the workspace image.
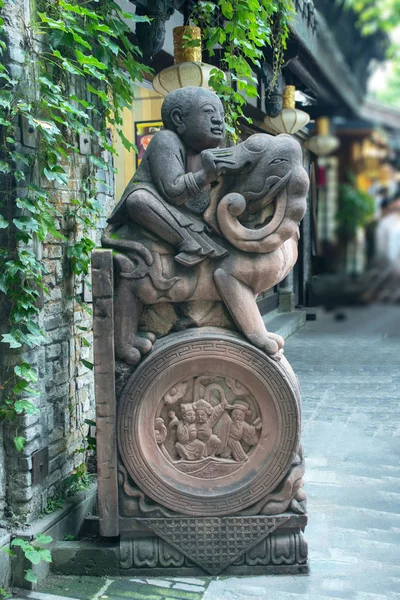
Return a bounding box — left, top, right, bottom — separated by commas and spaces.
102, 86, 309, 364
93, 85, 309, 575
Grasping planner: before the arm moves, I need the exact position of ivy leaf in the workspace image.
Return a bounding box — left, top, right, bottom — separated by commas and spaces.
37, 548, 52, 563
75, 50, 107, 71
87, 83, 108, 102
25, 549, 42, 565
1, 333, 22, 348
43, 167, 68, 185
14, 362, 38, 383
14, 400, 39, 415
0, 160, 11, 173
11, 539, 29, 550
13, 437, 26, 452
14, 363, 38, 383
38, 76, 61, 94
71, 31, 92, 50
13, 217, 39, 232
24, 569, 38, 584
122, 12, 150, 22
81, 359, 93, 370
36, 534, 52, 545
0, 215, 8, 229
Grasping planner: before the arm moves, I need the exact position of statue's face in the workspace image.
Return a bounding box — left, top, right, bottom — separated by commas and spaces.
232, 409, 245, 422
184, 410, 196, 424
180, 94, 225, 152
196, 409, 208, 423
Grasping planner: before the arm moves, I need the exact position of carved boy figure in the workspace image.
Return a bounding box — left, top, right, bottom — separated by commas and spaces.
227, 401, 262, 462
106, 86, 233, 268
171, 403, 205, 461
193, 398, 228, 457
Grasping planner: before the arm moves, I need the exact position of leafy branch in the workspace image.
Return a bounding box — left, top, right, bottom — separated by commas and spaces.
193, 0, 295, 138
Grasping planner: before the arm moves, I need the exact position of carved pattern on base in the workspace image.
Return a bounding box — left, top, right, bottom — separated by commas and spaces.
137, 516, 289, 574
120, 525, 308, 574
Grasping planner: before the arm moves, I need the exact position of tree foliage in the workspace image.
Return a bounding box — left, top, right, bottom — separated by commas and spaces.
337, 181, 375, 238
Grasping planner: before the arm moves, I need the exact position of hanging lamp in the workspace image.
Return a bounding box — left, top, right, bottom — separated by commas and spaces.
153, 26, 223, 95
306, 117, 340, 156
263, 85, 310, 135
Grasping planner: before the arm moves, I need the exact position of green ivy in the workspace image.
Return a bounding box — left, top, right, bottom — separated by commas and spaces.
0, 0, 150, 450
193, 0, 295, 138
10, 533, 53, 583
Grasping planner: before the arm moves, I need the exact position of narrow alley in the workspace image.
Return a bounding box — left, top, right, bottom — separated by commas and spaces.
22, 304, 400, 600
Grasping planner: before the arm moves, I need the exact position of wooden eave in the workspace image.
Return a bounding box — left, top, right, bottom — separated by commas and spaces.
287, 0, 366, 117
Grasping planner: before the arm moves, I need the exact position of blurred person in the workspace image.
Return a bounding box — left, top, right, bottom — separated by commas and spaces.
365, 186, 389, 266
375, 190, 400, 266
362, 189, 400, 302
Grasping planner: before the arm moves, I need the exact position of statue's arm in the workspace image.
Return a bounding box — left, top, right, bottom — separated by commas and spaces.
149, 133, 216, 206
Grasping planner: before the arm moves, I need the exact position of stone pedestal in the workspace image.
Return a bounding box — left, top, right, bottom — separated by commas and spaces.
93, 249, 308, 576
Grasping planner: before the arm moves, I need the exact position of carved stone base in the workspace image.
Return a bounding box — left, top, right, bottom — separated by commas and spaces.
119, 515, 308, 575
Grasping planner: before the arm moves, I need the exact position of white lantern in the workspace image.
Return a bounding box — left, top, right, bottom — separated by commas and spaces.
264, 85, 310, 135
306, 117, 340, 156
153, 26, 223, 95
153, 62, 217, 95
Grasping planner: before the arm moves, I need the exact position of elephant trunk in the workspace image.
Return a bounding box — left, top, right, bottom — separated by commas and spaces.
216, 167, 308, 254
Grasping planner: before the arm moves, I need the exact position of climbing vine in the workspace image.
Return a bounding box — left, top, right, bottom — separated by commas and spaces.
193, 0, 295, 137
0, 0, 150, 450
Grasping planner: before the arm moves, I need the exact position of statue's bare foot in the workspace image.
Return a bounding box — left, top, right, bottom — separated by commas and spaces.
118, 333, 155, 365
139, 331, 157, 344
259, 331, 285, 357
267, 331, 284, 350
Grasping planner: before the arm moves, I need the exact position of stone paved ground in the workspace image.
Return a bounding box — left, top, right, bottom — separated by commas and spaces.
16, 305, 400, 600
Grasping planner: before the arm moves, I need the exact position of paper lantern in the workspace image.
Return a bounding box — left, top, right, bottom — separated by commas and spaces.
306, 117, 340, 156
263, 86, 310, 135
153, 26, 223, 95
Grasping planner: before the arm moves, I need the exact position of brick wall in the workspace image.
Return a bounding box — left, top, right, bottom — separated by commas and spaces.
0, 0, 115, 522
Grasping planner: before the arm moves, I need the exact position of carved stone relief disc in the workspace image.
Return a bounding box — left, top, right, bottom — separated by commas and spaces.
118, 328, 301, 516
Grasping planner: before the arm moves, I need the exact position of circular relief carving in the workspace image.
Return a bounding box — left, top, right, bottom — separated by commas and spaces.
118, 329, 301, 516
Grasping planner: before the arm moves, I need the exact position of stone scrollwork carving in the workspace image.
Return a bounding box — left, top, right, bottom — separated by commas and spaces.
101, 86, 309, 366
238, 446, 307, 516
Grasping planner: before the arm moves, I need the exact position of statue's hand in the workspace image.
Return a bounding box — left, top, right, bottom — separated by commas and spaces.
201, 149, 220, 181
201, 149, 235, 180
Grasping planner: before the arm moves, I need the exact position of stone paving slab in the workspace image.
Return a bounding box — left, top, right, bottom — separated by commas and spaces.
16, 305, 400, 600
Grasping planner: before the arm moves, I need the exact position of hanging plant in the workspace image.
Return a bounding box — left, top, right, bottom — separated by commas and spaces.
192, 0, 295, 137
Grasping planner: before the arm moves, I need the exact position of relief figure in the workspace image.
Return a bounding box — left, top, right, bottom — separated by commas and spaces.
227, 401, 262, 462
193, 397, 228, 457
169, 403, 205, 460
